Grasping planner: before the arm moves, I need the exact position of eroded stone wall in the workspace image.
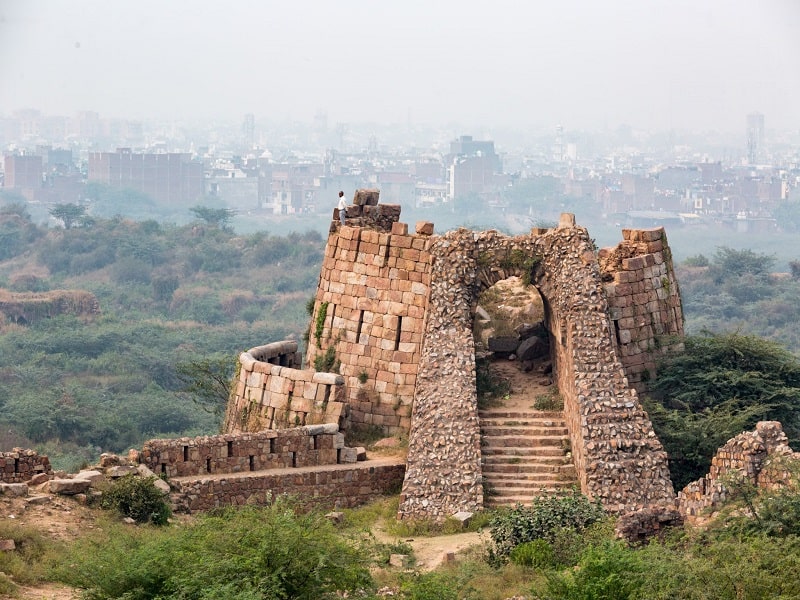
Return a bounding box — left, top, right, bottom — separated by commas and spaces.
398, 216, 677, 520
224, 341, 348, 432
599, 228, 684, 391
0, 448, 51, 483
678, 421, 798, 517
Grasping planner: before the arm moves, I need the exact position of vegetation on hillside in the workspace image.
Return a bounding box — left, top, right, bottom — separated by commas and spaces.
0, 204, 323, 469
679, 246, 800, 352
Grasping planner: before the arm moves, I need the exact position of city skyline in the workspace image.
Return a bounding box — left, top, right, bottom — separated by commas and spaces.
1, 1, 799, 134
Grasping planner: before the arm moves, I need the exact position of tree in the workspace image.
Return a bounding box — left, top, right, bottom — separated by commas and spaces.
49, 203, 88, 229
189, 205, 236, 230
175, 355, 237, 418
645, 332, 800, 489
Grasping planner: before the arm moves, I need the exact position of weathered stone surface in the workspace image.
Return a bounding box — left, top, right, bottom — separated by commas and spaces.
517, 336, 548, 361
0, 538, 15, 551
108, 466, 138, 478
451, 511, 473, 528
677, 421, 798, 518
488, 336, 519, 353
0, 483, 28, 497
74, 470, 105, 485
48, 478, 91, 495
0, 448, 52, 483
389, 553, 410, 567
28, 472, 50, 485
26, 495, 51, 506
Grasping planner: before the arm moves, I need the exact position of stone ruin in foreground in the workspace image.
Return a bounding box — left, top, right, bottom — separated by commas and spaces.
224, 189, 686, 523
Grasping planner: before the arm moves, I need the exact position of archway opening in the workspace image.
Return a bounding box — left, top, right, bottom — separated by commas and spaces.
473, 276, 557, 411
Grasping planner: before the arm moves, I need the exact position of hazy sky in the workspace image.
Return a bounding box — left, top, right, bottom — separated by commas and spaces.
1, 0, 798, 133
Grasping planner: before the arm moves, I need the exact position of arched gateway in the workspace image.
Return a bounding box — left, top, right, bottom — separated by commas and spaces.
226, 191, 683, 522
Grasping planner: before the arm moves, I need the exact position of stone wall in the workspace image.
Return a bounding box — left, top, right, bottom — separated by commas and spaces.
224, 198, 684, 522
306, 191, 434, 434
398, 215, 677, 520
678, 421, 798, 517
0, 448, 52, 483
170, 461, 406, 512
599, 228, 685, 391
224, 341, 348, 432
140, 424, 349, 479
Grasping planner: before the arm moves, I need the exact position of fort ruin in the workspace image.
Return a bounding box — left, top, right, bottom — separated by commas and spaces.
225, 189, 685, 521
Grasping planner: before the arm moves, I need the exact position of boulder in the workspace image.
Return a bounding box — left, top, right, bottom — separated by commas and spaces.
515, 321, 547, 340
517, 336, 549, 361
48, 478, 91, 495
488, 336, 519, 354
0, 483, 28, 497
74, 470, 105, 485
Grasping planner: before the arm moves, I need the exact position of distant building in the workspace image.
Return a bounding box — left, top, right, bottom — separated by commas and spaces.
3, 154, 42, 191
746, 112, 765, 164
88, 148, 203, 205
446, 135, 502, 202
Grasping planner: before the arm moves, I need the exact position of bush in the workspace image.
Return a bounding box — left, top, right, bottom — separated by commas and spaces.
489, 490, 606, 562
509, 538, 555, 568
58, 502, 374, 599
540, 540, 645, 600
99, 474, 172, 525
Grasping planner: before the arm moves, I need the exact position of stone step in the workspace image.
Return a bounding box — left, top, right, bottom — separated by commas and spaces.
480, 426, 569, 437
482, 456, 574, 474
481, 435, 566, 448
479, 410, 564, 420
483, 465, 576, 477
481, 446, 567, 457
486, 479, 576, 492
483, 472, 574, 484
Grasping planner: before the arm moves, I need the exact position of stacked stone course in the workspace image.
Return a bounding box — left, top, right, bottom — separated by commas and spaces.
678, 421, 798, 517
1, 448, 52, 483
225, 197, 684, 523
141, 424, 347, 478
598, 228, 684, 391
305, 190, 434, 434
169, 461, 406, 513
225, 341, 347, 432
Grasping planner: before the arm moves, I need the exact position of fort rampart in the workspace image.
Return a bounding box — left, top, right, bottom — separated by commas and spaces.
225, 190, 685, 522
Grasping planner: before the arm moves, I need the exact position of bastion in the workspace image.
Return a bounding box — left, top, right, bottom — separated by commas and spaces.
224, 189, 685, 521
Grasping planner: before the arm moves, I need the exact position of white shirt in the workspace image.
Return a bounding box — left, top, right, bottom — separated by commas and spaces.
337, 195, 347, 211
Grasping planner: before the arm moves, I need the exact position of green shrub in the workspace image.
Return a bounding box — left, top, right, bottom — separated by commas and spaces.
489, 490, 606, 562
400, 572, 460, 600
533, 389, 563, 410
540, 540, 644, 600
509, 538, 555, 568
99, 474, 171, 525
58, 502, 374, 600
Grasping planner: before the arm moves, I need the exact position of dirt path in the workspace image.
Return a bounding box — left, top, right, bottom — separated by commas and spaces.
484, 356, 556, 412
371, 524, 486, 571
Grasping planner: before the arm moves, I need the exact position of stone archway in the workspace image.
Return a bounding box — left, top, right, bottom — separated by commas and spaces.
398, 217, 676, 521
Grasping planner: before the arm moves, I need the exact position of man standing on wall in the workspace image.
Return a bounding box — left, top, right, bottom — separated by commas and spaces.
337, 191, 347, 227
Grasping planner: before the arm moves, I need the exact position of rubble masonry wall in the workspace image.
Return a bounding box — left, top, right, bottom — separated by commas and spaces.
678, 421, 798, 517
1, 448, 52, 483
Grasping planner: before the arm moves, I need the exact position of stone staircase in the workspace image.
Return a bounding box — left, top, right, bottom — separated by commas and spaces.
479, 408, 578, 507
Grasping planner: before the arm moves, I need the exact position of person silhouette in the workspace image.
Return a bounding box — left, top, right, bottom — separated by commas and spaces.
337, 191, 347, 226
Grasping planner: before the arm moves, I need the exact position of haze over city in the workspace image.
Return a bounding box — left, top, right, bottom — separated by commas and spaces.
1, 0, 799, 133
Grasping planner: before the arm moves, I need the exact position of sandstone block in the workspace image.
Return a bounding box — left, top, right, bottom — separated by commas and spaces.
415, 221, 434, 235
48, 478, 91, 495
